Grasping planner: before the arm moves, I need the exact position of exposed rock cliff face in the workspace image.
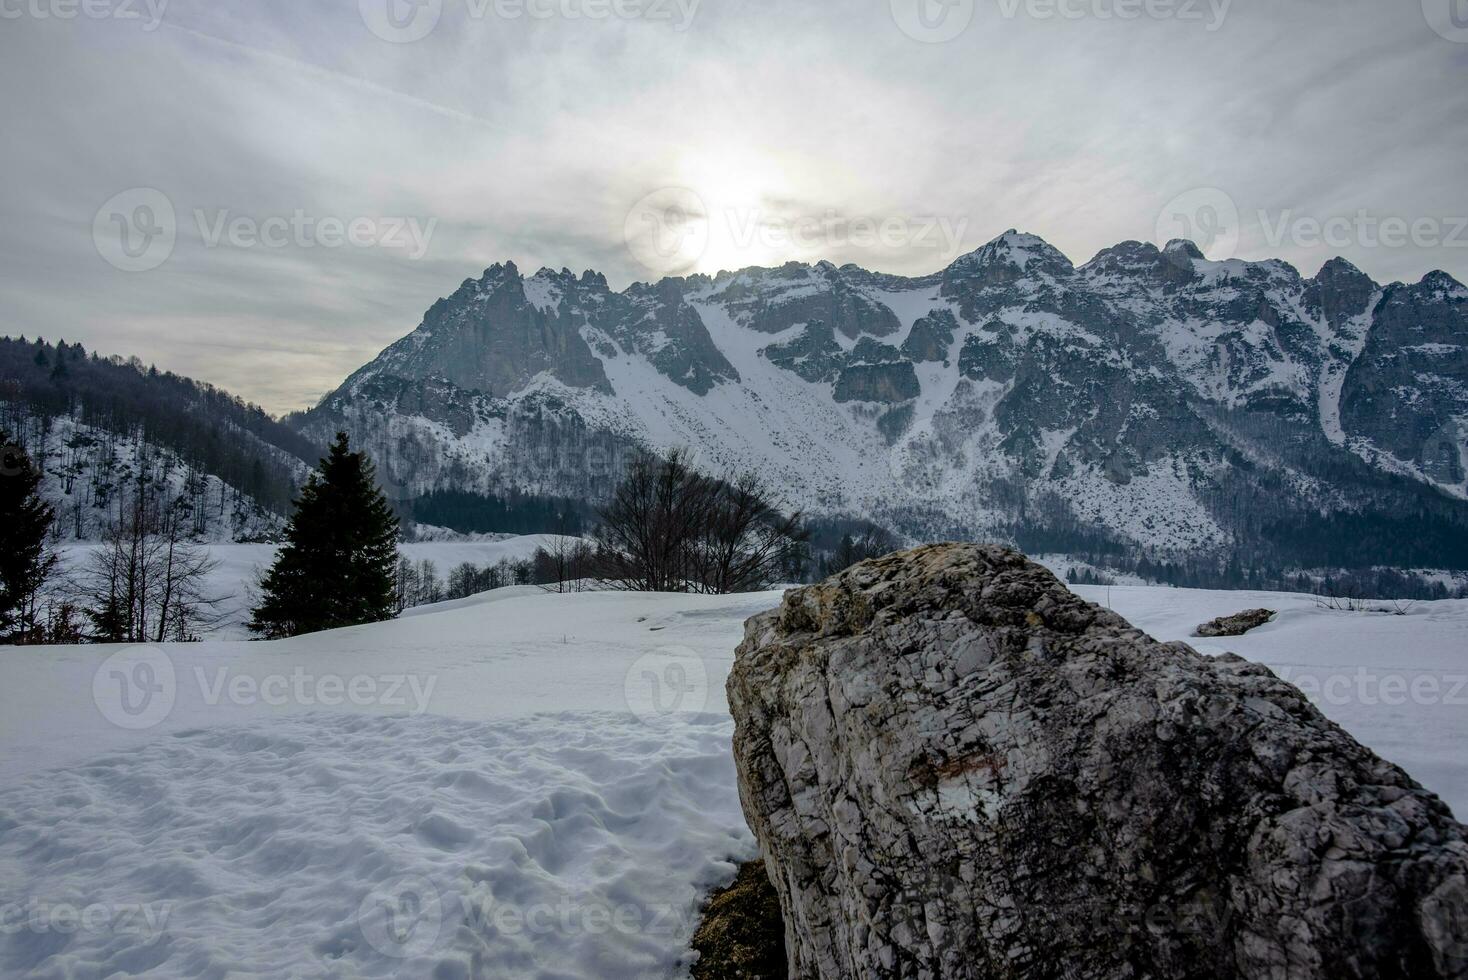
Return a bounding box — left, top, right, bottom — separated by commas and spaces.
1342, 272, 1468, 484
296, 232, 1468, 563
727, 544, 1468, 979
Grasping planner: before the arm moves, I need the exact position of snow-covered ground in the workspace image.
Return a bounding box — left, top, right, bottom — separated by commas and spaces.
1, 582, 1466, 978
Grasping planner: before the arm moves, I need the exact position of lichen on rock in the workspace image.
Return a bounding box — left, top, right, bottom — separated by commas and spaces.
727, 543, 1468, 979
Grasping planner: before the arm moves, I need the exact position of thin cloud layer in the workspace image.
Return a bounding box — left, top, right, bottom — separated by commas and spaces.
0, 0, 1464, 413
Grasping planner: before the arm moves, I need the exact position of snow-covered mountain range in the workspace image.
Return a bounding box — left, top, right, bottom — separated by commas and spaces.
295, 231, 1468, 565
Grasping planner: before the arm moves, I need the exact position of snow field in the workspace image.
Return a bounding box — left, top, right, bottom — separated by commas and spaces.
0, 713, 748, 979
0, 587, 776, 979
1, 577, 1466, 978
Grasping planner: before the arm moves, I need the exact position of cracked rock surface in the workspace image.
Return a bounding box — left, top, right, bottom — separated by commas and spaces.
728, 544, 1468, 979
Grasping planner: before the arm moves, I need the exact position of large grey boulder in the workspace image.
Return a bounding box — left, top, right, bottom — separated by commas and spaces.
728, 544, 1468, 979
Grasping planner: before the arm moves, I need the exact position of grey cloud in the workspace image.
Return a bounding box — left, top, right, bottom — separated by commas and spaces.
0, 0, 1463, 413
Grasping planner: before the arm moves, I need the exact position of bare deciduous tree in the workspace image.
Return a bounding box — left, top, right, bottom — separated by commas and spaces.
594, 450, 806, 594
78, 486, 225, 642
692, 471, 805, 595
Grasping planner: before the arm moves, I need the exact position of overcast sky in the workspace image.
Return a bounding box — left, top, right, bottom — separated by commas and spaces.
2, 0, 1465, 414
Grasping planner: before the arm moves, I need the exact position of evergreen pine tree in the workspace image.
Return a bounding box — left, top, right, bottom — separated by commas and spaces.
0, 432, 57, 642
87, 593, 130, 644
248, 432, 399, 639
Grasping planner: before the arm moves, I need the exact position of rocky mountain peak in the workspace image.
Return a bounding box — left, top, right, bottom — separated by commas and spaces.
1163, 238, 1206, 261
947, 230, 1075, 281
483, 260, 521, 282
1420, 269, 1468, 299
1310, 256, 1380, 330
301, 233, 1468, 558
1083, 239, 1162, 266
1316, 255, 1366, 279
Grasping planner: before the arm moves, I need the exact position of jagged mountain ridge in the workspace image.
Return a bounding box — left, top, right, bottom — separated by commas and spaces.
296, 231, 1468, 565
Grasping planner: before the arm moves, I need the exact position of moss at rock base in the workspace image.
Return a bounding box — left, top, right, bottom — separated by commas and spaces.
690, 860, 788, 979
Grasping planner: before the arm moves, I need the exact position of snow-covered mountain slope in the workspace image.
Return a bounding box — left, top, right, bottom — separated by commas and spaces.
3, 338, 323, 542
2, 583, 1466, 977
13, 414, 294, 543
294, 232, 1468, 564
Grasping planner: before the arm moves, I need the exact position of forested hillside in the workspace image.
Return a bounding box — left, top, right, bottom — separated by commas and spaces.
1, 337, 319, 541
